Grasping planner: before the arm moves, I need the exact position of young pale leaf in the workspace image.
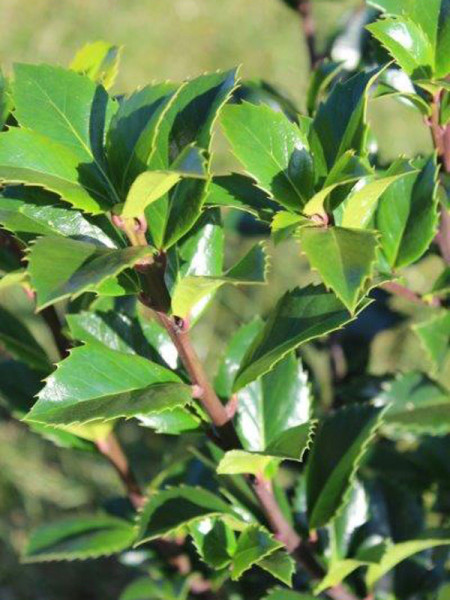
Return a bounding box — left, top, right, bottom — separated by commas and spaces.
171, 242, 268, 319
135, 486, 238, 545
217, 451, 279, 477
12, 63, 118, 203
28, 236, 153, 309
204, 173, 276, 222
309, 70, 379, 175
0, 305, 51, 372
107, 82, 179, 194
376, 157, 439, 268
298, 226, 378, 314
234, 285, 367, 391
0, 129, 111, 214
24, 343, 191, 426
230, 525, 283, 580
146, 69, 238, 248
190, 518, 237, 569
23, 516, 135, 562
70, 41, 122, 89
121, 145, 206, 219
307, 404, 385, 528
413, 312, 450, 375
0, 186, 121, 247
377, 372, 450, 435
366, 537, 450, 588
367, 18, 434, 79
221, 102, 314, 210
258, 550, 296, 586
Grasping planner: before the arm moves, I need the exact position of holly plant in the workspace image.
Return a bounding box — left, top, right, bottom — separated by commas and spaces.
0, 2, 450, 600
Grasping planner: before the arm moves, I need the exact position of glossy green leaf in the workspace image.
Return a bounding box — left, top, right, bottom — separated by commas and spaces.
298, 226, 378, 314
146, 69, 238, 248
121, 145, 206, 219
258, 550, 295, 586
168, 208, 224, 323
367, 18, 434, 78
0, 186, 121, 247
138, 407, 201, 435
377, 372, 450, 435
70, 41, 122, 89
234, 285, 366, 391
107, 82, 179, 194
24, 343, 191, 426
204, 173, 276, 222
376, 157, 439, 268
28, 236, 153, 309
309, 70, 379, 175
190, 518, 237, 569
135, 486, 238, 545
230, 525, 283, 580
0, 129, 111, 214
0, 305, 50, 372
221, 102, 314, 210
12, 63, 118, 203
171, 242, 268, 319
307, 404, 385, 528
366, 537, 450, 588
331, 481, 369, 561
23, 515, 135, 562
413, 312, 450, 375
215, 318, 263, 399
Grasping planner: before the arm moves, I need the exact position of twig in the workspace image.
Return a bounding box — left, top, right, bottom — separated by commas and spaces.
381, 281, 439, 307
296, 0, 320, 69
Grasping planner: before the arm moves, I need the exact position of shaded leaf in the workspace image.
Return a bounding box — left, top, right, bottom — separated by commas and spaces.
23, 515, 135, 562
190, 518, 236, 569
258, 550, 295, 586
307, 404, 384, 528
230, 525, 283, 580
413, 312, 450, 375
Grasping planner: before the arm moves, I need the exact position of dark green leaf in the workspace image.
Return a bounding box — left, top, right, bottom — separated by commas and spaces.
135, 486, 239, 544
28, 236, 153, 309
23, 515, 135, 562
230, 525, 283, 580
413, 312, 450, 375
258, 550, 295, 586
307, 404, 384, 528
234, 285, 368, 391
190, 518, 237, 569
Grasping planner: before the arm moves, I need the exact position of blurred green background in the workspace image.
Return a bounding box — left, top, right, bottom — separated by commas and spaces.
0, 1, 438, 598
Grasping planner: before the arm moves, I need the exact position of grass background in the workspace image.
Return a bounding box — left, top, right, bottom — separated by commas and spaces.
0, 1, 438, 599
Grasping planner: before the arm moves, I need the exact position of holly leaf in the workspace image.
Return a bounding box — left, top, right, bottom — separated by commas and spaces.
306, 404, 385, 528
413, 312, 450, 375
221, 102, 314, 210
23, 515, 135, 562
258, 550, 296, 586
171, 242, 268, 319
0, 129, 111, 214
204, 173, 277, 222
12, 63, 119, 204
135, 486, 239, 545
309, 69, 379, 176
121, 145, 206, 220
366, 536, 450, 588
0, 186, 122, 247
376, 157, 439, 268
234, 285, 368, 391
146, 69, 238, 249
138, 407, 201, 435
230, 525, 283, 580
367, 18, 434, 79
70, 41, 122, 89
298, 226, 379, 314
0, 305, 51, 372
190, 518, 237, 569
377, 372, 450, 435
27, 236, 153, 309
24, 343, 191, 426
